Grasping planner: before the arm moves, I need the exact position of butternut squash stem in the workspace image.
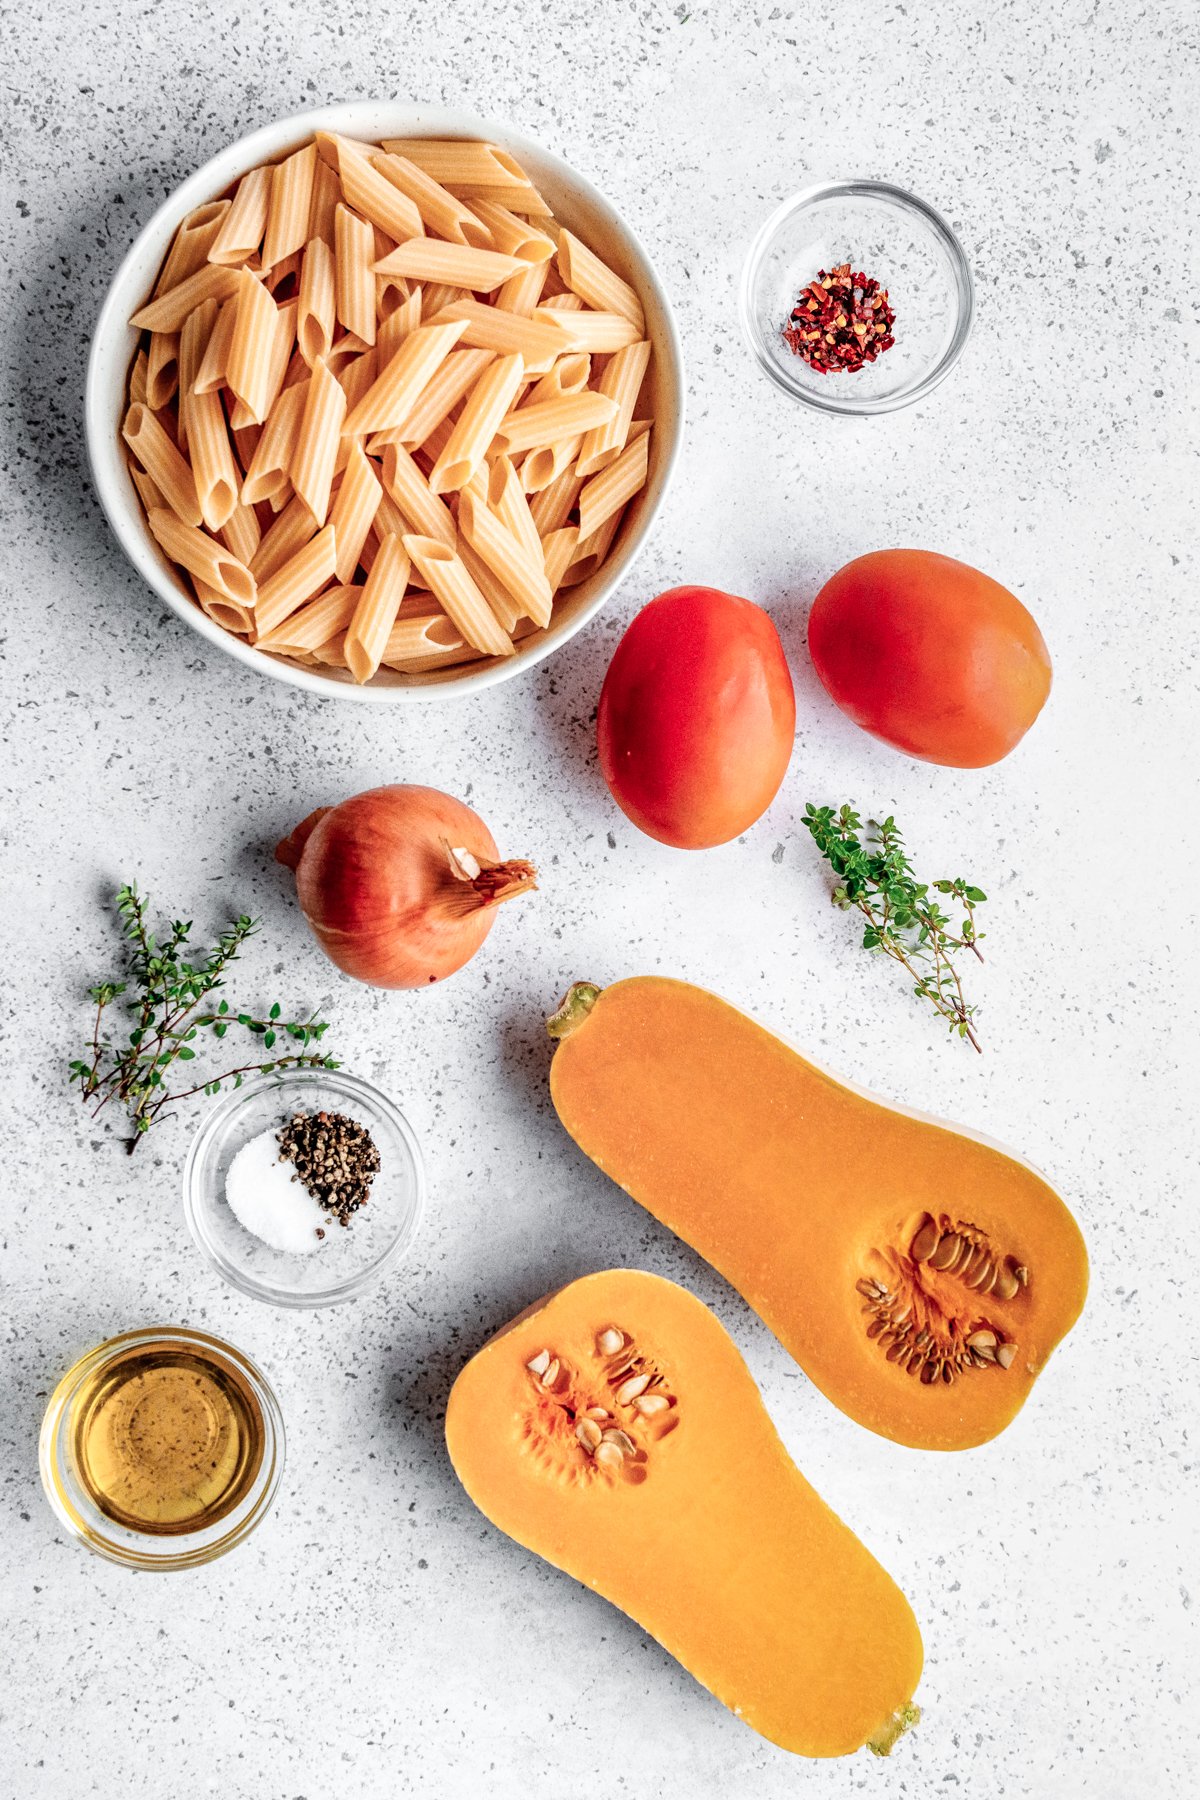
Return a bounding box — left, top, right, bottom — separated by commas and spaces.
867, 1701, 921, 1757
546, 981, 603, 1040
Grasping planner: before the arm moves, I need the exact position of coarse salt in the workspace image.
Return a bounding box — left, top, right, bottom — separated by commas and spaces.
225, 1127, 328, 1254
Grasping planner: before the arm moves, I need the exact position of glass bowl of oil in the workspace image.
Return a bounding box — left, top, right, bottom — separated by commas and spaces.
39, 1326, 285, 1570
183, 1066, 425, 1308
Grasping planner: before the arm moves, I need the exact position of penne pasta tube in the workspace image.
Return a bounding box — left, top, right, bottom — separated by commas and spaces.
402, 533, 514, 656
369, 152, 491, 247
468, 199, 555, 264
373, 482, 411, 541
380, 139, 530, 188
561, 505, 624, 586
256, 583, 361, 651
343, 319, 467, 433
529, 462, 586, 536
122, 403, 202, 527
494, 260, 549, 318
297, 237, 336, 366
576, 337, 651, 477
381, 610, 467, 666
193, 296, 238, 394
261, 142, 317, 270
194, 578, 255, 636
290, 355, 347, 526
429, 352, 524, 494
264, 249, 302, 299
253, 522, 337, 637
541, 524, 580, 591
220, 501, 262, 566
531, 306, 642, 354
372, 239, 524, 292
128, 460, 165, 514
131, 262, 241, 333
577, 429, 650, 540
208, 166, 272, 265
538, 291, 584, 311
488, 455, 544, 575
226, 269, 281, 424
394, 345, 493, 447
229, 299, 297, 429
249, 492, 320, 583
230, 420, 261, 474
524, 352, 591, 406
419, 281, 468, 319
522, 433, 581, 494
556, 229, 645, 331
457, 488, 553, 627
335, 346, 379, 418
147, 507, 256, 605
381, 442, 457, 547
335, 141, 425, 243
154, 200, 231, 295
345, 533, 410, 683
188, 383, 240, 530
146, 332, 180, 409
456, 537, 521, 634
129, 348, 149, 406
448, 181, 554, 218
307, 155, 342, 250
425, 297, 563, 372
310, 631, 350, 668
177, 298, 217, 453
240, 380, 308, 505
493, 390, 618, 456
334, 203, 378, 345
330, 441, 383, 582
376, 294, 419, 367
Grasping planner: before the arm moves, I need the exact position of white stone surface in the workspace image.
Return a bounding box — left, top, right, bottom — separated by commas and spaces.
2, 2, 1197, 1795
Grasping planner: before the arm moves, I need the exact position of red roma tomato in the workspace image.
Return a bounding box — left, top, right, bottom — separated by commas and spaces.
597, 586, 796, 849
808, 549, 1052, 768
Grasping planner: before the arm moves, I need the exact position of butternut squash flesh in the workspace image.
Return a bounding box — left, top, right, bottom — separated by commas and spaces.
445, 1269, 923, 1758
549, 979, 1088, 1451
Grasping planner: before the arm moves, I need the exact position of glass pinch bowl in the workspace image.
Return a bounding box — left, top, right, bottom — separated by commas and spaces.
183, 1067, 424, 1307
740, 178, 973, 415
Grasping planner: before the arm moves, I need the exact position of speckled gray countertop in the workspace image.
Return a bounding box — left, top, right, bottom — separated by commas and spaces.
2, 2, 1197, 1795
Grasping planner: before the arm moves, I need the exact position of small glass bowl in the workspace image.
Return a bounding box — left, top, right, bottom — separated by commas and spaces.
39, 1325, 285, 1570
740, 179, 973, 415
183, 1067, 425, 1307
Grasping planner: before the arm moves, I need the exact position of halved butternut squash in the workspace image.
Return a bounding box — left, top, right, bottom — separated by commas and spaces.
445, 1269, 923, 1758
548, 978, 1088, 1451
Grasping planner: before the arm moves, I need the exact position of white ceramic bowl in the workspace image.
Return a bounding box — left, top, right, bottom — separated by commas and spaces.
87, 103, 685, 703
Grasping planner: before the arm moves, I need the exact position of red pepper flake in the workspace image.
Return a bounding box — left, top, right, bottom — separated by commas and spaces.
782, 262, 896, 374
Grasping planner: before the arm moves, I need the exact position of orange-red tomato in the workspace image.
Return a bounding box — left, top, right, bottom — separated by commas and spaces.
597, 586, 796, 849
807, 549, 1052, 768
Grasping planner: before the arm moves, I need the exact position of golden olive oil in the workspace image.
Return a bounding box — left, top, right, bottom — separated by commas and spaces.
68, 1339, 265, 1535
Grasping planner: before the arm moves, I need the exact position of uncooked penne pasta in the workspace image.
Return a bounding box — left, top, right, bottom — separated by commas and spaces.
226, 269, 281, 424
310, 631, 350, 668
264, 249, 302, 299
426, 297, 563, 372
381, 442, 457, 547
336, 346, 380, 419
469, 200, 555, 264
394, 345, 493, 447
220, 502, 262, 566
249, 492, 320, 583
456, 538, 521, 634
373, 240, 524, 293
129, 348, 149, 406
336, 142, 425, 244
307, 155, 342, 250
429, 352, 524, 494
521, 433, 581, 495
128, 461, 165, 514
380, 139, 529, 189
261, 142, 317, 270
146, 332, 180, 409
122, 404, 202, 527
253, 522, 337, 637
291, 356, 347, 526
494, 260, 549, 317
155, 200, 231, 295
208, 166, 272, 266
230, 420, 261, 474
257, 583, 361, 651
330, 440, 383, 582
420, 281, 468, 319
131, 262, 241, 333
240, 380, 308, 506
193, 298, 238, 394
376, 294, 420, 365
298, 237, 336, 366
369, 152, 490, 247
402, 533, 514, 656
532, 306, 642, 354
382, 610, 468, 668
562, 505, 624, 586
177, 299, 216, 452
188, 382, 240, 530
556, 229, 645, 332
576, 338, 650, 477
525, 352, 591, 406
538, 291, 584, 311
529, 463, 586, 536
493, 390, 617, 456
344, 319, 467, 433
229, 299, 297, 429
457, 488, 553, 627
541, 524, 579, 591
488, 455, 544, 576
147, 507, 256, 605
449, 182, 554, 219
577, 429, 650, 540
334, 203, 378, 345
345, 533, 410, 683
194, 578, 256, 636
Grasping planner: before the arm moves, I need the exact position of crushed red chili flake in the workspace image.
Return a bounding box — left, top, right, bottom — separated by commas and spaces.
782, 262, 896, 373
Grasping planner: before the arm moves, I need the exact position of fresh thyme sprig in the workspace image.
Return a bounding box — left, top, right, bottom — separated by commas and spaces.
70, 883, 338, 1151
802, 805, 987, 1052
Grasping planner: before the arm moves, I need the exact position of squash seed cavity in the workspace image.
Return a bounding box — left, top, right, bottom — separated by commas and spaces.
523, 1324, 678, 1481
856, 1211, 1028, 1386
